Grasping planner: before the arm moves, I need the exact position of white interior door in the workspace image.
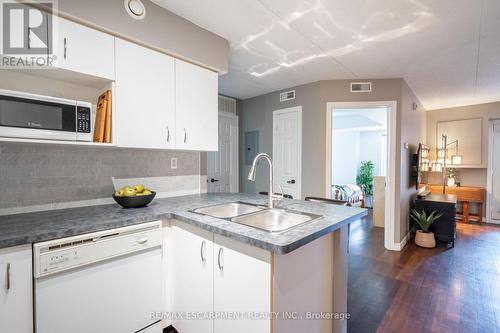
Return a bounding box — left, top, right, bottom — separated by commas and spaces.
207, 113, 239, 193
491, 123, 500, 222
273, 107, 302, 199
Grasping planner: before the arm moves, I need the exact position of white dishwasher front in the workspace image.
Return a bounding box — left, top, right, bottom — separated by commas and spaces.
34, 221, 163, 333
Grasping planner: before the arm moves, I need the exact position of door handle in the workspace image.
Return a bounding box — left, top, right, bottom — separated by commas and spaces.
5, 263, 11, 291
210, 178, 219, 183
63, 37, 67, 59
287, 179, 296, 184
166, 126, 170, 142
183, 128, 187, 143
217, 247, 224, 270
200, 240, 206, 262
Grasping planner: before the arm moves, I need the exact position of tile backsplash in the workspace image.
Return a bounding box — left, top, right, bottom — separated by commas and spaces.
0, 143, 204, 213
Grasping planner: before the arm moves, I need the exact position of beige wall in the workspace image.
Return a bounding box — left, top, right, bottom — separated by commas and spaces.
399, 80, 427, 240
426, 101, 500, 189
55, 0, 229, 73
240, 82, 321, 196
425, 102, 500, 219
240, 78, 426, 243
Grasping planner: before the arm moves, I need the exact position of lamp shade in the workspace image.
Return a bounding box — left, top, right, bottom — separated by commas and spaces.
431, 162, 442, 172
451, 155, 463, 165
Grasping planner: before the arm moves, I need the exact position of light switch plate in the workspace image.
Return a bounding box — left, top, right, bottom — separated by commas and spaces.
171, 157, 177, 169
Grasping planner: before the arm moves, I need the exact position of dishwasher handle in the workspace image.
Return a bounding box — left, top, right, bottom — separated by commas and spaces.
137, 237, 149, 245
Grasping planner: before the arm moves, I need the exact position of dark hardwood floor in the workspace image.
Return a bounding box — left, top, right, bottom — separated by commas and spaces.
348, 210, 500, 333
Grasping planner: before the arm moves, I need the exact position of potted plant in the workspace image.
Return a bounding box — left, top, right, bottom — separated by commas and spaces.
446, 168, 459, 187
356, 160, 374, 207
410, 209, 442, 248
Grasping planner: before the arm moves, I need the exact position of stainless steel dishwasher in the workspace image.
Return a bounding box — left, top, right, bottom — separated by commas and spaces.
33, 221, 163, 333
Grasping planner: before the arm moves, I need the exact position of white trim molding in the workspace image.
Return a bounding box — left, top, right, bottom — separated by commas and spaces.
325, 101, 399, 251
393, 232, 410, 251
487, 119, 500, 224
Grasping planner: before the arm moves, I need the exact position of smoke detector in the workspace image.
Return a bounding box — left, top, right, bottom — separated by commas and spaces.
125, 0, 146, 20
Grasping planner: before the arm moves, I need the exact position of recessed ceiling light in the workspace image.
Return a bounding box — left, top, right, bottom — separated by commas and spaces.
125, 0, 146, 20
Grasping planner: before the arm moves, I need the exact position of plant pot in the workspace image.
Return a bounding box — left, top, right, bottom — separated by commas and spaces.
415, 230, 436, 248
447, 178, 455, 187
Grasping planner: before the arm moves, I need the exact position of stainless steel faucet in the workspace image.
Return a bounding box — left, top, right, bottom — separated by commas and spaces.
248, 153, 283, 208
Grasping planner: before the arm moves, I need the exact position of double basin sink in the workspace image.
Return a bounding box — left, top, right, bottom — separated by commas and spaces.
191, 202, 321, 233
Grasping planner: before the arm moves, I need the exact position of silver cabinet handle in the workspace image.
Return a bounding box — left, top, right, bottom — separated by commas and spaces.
137, 237, 149, 244
183, 128, 187, 143
200, 240, 206, 262
166, 126, 170, 142
63, 37, 67, 59
5, 263, 11, 291
217, 247, 224, 270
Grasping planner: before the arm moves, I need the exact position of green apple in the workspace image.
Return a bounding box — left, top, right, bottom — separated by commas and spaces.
122, 187, 137, 197
142, 189, 152, 195
133, 184, 145, 193
114, 189, 125, 197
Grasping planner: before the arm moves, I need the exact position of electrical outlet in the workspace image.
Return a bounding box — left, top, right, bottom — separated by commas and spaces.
171, 157, 177, 169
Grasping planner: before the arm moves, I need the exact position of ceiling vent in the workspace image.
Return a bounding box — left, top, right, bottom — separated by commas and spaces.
125, 0, 146, 20
218, 95, 237, 115
350, 82, 372, 93
280, 90, 296, 102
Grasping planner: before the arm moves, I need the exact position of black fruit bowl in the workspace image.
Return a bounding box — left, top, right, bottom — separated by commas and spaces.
112, 192, 156, 208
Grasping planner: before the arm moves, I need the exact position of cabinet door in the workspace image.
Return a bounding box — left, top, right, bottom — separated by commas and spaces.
214, 235, 271, 333
54, 17, 115, 80
170, 221, 214, 333
0, 245, 33, 333
115, 39, 175, 149
175, 59, 218, 151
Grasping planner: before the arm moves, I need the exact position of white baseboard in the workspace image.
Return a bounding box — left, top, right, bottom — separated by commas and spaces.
393, 232, 410, 251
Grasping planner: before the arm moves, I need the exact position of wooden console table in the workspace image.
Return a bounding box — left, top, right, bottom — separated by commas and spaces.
420, 185, 485, 223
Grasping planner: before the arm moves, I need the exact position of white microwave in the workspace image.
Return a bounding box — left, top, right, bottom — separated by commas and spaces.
0, 89, 92, 142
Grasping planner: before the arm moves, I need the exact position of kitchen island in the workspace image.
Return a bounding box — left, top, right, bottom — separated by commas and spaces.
0, 193, 366, 333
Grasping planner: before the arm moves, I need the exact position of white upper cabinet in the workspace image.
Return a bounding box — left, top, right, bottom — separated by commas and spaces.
175, 59, 218, 151
114, 38, 176, 149
0, 245, 33, 333
53, 17, 115, 80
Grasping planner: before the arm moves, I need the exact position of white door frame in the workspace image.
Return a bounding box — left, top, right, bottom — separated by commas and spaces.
486, 119, 500, 224
207, 111, 239, 192
326, 101, 398, 251
273, 106, 303, 199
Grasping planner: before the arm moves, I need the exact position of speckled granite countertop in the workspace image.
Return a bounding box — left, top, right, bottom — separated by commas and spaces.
0, 193, 367, 254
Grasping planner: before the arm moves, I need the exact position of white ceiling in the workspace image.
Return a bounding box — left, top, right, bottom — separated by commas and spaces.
152, 0, 500, 110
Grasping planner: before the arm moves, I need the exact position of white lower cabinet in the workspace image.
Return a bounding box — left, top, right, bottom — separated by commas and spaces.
0, 245, 33, 333
213, 234, 271, 333
168, 220, 271, 333
169, 221, 214, 333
